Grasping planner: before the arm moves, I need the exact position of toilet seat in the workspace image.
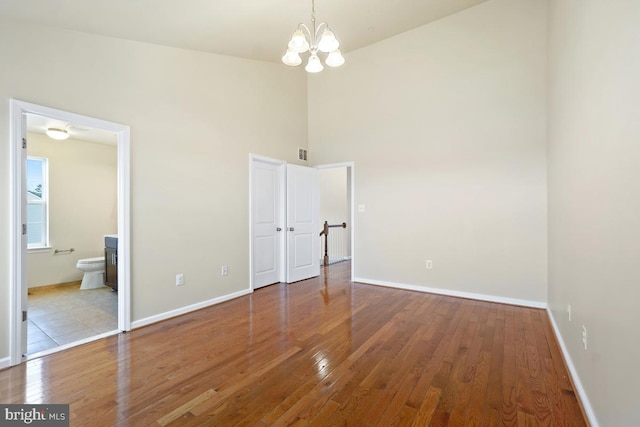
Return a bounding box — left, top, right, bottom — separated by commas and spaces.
77, 256, 104, 265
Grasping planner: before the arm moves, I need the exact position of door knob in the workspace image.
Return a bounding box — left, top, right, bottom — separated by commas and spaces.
288, 227, 295, 231
276, 227, 282, 232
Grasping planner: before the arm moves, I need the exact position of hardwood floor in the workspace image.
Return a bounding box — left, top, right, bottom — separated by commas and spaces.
0, 262, 586, 426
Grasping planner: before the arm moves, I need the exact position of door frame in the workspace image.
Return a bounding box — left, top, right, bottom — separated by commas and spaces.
9, 100, 131, 366
249, 156, 356, 289
249, 154, 286, 290
315, 162, 355, 280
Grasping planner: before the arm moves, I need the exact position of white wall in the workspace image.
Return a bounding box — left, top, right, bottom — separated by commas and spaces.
309, 0, 548, 304
547, 0, 640, 425
26, 132, 117, 288
0, 21, 308, 358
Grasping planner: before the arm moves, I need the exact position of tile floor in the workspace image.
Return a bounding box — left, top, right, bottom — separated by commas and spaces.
27, 282, 118, 355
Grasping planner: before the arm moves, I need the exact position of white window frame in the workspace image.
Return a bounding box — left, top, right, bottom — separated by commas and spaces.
26, 156, 50, 251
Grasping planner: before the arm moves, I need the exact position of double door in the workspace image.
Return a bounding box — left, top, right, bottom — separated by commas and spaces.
251, 160, 319, 289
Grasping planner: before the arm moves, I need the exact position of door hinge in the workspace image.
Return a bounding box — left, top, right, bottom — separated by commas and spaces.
22, 138, 27, 149
22, 224, 27, 235
22, 311, 27, 322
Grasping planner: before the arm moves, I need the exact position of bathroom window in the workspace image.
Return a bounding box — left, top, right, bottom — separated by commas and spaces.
26, 156, 49, 249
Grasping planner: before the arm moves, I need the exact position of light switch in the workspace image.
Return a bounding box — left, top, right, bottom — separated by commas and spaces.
358, 204, 366, 213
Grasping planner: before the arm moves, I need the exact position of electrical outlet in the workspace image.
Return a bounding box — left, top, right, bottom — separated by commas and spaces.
221, 265, 228, 276
425, 259, 433, 269
176, 273, 184, 287
582, 325, 587, 350
567, 304, 571, 322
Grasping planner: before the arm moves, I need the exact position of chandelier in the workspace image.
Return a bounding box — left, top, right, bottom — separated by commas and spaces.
282, 0, 345, 73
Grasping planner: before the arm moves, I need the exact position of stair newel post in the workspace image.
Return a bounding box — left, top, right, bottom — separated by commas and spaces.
323, 221, 329, 266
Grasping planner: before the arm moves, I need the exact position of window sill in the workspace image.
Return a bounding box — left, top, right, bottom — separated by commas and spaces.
28, 246, 52, 254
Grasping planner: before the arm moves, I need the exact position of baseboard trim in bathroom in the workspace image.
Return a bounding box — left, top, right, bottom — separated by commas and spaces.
28, 280, 82, 295
132, 288, 253, 330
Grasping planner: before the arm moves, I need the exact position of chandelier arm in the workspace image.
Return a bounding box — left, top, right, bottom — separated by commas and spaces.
296, 23, 314, 50
314, 22, 328, 42
297, 23, 312, 39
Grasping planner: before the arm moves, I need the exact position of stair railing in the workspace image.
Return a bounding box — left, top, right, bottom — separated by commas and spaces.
319, 221, 347, 266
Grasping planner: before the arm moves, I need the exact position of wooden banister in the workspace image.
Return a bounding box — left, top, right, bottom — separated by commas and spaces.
319, 221, 347, 266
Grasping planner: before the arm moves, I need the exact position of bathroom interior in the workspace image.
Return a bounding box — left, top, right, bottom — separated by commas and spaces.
26, 114, 119, 355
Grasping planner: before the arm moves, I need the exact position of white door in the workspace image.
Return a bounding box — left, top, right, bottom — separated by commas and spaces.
252, 159, 284, 288
286, 164, 320, 283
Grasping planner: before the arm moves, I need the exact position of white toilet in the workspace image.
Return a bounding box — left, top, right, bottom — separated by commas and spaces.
76, 257, 106, 290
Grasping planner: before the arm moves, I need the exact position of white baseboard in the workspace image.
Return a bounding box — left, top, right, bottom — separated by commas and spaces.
132, 288, 253, 330
546, 309, 599, 427
353, 277, 547, 309
0, 356, 10, 371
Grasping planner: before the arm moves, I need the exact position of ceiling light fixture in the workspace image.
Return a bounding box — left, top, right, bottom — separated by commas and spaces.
282, 0, 345, 73
46, 128, 69, 140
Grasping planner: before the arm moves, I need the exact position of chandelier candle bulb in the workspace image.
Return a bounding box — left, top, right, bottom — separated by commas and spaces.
305, 54, 324, 73
325, 49, 345, 67
282, 49, 302, 66
282, 0, 345, 73
288, 30, 310, 53
318, 30, 339, 52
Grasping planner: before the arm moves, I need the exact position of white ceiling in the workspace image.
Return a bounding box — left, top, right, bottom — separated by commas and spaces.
1, 0, 489, 63
27, 114, 117, 145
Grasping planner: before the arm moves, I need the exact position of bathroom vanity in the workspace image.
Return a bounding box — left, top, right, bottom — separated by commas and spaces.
105, 235, 118, 290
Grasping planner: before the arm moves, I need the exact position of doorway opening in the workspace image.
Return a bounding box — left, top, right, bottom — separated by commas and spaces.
316, 162, 355, 281
9, 100, 131, 366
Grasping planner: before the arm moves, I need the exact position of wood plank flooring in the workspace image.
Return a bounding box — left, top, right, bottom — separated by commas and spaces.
0, 262, 587, 426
